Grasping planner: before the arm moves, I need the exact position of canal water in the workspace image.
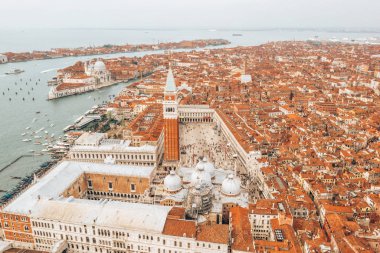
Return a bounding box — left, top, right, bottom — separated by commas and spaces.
0, 28, 379, 195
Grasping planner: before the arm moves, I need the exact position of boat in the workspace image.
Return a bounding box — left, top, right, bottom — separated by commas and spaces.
74, 116, 83, 124
232, 33, 243, 36
50, 123, 55, 127
34, 135, 42, 139
63, 125, 73, 132
21, 133, 26, 136
47, 77, 58, 86
36, 127, 44, 133
25, 126, 31, 130
5, 68, 25, 75
22, 139, 32, 142
44, 130, 48, 134
36, 111, 41, 114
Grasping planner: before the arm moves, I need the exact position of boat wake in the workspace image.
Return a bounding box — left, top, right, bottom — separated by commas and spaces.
40, 68, 58, 74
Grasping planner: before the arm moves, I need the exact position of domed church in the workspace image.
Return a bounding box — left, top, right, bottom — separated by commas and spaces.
158, 156, 248, 224
85, 59, 111, 84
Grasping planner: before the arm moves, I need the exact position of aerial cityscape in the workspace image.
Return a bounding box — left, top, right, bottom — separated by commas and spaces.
0, 1, 380, 253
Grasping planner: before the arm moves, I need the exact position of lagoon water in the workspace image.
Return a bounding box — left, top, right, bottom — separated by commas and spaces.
0, 28, 378, 195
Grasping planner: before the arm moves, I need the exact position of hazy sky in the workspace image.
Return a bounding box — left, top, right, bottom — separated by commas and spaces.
1, 0, 379, 30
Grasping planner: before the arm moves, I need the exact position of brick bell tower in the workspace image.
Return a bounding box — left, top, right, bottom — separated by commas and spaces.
162, 66, 179, 171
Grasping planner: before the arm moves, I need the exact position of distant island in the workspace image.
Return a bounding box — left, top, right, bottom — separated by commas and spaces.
0, 39, 230, 63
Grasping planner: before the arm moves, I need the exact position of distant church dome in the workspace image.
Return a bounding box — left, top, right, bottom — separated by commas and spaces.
191, 163, 212, 187
94, 59, 106, 72
164, 170, 182, 192
198, 157, 216, 178
221, 174, 241, 196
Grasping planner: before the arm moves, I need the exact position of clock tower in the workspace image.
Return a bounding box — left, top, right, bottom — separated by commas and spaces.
163, 67, 179, 170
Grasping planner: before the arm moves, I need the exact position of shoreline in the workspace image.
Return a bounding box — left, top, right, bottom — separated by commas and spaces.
48, 72, 153, 100
0, 39, 230, 64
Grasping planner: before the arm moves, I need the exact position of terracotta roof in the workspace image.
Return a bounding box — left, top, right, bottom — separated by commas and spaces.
230, 206, 254, 252
162, 218, 196, 238
196, 224, 229, 244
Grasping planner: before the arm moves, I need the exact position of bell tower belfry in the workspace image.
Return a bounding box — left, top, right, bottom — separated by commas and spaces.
162, 66, 179, 171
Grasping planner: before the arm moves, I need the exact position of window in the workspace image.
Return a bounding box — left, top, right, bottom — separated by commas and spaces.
130, 184, 136, 192
88, 180, 93, 188
24, 225, 29, 231
108, 182, 113, 190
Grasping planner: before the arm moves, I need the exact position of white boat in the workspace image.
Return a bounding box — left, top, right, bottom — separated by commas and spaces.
63, 125, 73, 132
50, 123, 55, 127
32, 118, 37, 123
51, 133, 55, 138
25, 126, 31, 130
74, 116, 83, 124
5, 68, 25, 75
21, 133, 26, 136
44, 130, 49, 134
34, 135, 41, 139
42, 143, 49, 146
22, 139, 32, 142
56, 141, 70, 147
41, 149, 49, 152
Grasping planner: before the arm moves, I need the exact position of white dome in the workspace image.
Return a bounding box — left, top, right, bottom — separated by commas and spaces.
164, 170, 182, 192
94, 60, 106, 72
221, 174, 241, 196
198, 157, 216, 178
191, 163, 212, 187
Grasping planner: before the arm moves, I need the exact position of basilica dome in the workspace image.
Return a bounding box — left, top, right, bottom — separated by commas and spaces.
190, 163, 212, 187
198, 157, 216, 178
164, 170, 182, 192
94, 59, 106, 72
221, 174, 241, 196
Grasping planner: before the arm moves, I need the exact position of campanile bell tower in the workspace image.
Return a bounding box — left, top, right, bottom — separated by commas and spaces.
163, 66, 179, 170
